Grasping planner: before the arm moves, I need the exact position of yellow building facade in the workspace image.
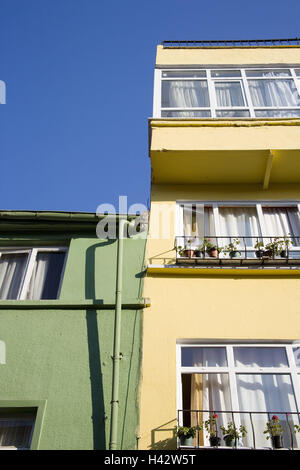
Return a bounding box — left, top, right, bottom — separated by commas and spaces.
139, 41, 300, 450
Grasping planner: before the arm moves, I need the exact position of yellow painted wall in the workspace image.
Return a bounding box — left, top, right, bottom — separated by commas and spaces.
156, 44, 300, 66
139, 184, 300, 449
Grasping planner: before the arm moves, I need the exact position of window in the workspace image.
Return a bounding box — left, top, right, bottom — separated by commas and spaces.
178, 344, 300, 448
177, 202, 300, 257
0, 247, 67, 300
0, 408, 37, 449
157, 67, 300, 118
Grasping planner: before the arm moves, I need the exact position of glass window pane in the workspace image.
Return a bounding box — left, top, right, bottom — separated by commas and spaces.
216, 110, 250, 117
237, 374, 297, 448
181, 347, 227, 367
255, 109, 300, 118
26, 252, 65, 300
293, 347, 300, 367
162, 71, 206, 78
246, 69, 291, 77
215, 82, 245, 107
0, 253, 28, 299
248, 79, 300, 107
211, 70, 241, 78
0, 409, 36, 449
234, 347, 288, 367
295, 69, 300, 77
162, 80, 210, 108
161, 110, 211, 118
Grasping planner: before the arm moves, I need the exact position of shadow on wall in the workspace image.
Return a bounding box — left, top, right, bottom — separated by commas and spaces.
151, 419, 177, 450
85, 240, 114, 450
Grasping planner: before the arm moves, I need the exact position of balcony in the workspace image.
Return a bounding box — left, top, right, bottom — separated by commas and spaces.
177, 410, 300, 450
176, 236, 300, 267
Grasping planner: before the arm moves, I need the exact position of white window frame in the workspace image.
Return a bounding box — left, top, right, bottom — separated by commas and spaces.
176, 201, 300, 254
155, 66, 300, 118
176, 342, 300, 432
0, 247, 68, 300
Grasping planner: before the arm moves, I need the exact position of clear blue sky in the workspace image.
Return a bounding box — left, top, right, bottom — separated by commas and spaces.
1, 0, 300, 213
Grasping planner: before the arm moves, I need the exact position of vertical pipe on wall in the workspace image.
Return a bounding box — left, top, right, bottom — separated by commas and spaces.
109, 217, 128, 450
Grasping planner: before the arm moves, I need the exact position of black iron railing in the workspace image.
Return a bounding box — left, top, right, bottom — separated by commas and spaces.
177, 409, 300, 449
175, 236, 300, 266
162, 38, 300, 48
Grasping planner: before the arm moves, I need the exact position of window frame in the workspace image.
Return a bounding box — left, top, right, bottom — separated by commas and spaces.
156, 66, 300, 118
0, 246, 68, 300
176, 342, 300, 428
176, 201, 300, 252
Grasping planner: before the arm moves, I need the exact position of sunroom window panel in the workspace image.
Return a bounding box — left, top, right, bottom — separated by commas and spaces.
0, 253, 28, 300
255, 109, 300, 118
216, 110, 250, 118
218, 206, 261, 250
162, 71, 206, 78
215, 81, 245, 107
161, 80, 210, 108
181, 347, 227, 367
262, 207, 300, 246
293, 347, 300, 367
161, 110, 211, 118
234, 347, 288, 368
246, 69, 291, 77
25, 252, 65, 300
211, 70, 241, 78
237, 373, 298, 448
248, 79, 300, 107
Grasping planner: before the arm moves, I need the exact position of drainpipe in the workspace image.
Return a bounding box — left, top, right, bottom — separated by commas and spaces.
109, 217, 129, 450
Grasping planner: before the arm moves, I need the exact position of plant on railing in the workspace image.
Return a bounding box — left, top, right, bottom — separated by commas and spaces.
204, 414, 221, 446
263, 415, 284, 448
280, 235, 294, 258
177, 238, 197, 258
176, 425, 200, 446
254, 236, 294, 259
264, 238, 285, 257
223, 238, 241, 259
220, 421, 247, 447
199, 238, 222, 258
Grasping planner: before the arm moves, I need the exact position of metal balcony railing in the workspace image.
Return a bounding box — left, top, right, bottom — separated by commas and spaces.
177, 409, 300, 450
175, 236, 300, 267
162, 38, 300, 48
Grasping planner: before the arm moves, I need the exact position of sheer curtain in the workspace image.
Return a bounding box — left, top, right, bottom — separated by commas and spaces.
218, 207, 261, 249
162, 80, 209, 108
26, 252, 65, 300
263, 207, 300, 246
182, 205, 215, 248
0, 253, 27, 299
248, 79, 300, 107
215, 82, 245, 107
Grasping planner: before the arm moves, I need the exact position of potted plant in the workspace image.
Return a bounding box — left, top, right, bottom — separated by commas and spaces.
264, 238, 284, 259
223, 238, 241, 259
176, 425, 198, 446
177, 238, 197, 258
263, 415, 284, 449
200, 238, 221, 258
220, 421, 247, 447
204, 414, 221, 446
254, 240, 265, 258
280, 236, 294, 258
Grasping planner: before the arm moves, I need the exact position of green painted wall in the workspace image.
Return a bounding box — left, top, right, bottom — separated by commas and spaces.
0, 225, 147, 450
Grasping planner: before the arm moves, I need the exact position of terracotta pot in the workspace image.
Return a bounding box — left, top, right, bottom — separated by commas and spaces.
208, 249, 219, 258
184, 249, 195, 258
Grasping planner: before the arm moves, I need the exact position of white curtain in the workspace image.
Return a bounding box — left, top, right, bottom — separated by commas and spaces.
248, 79, 300, 107
263, 207, 300, 246
162, 80, 209, 108
182, 205, 215, 249
218, 207, 260, 249
0, 253, 27, 299
26, 252, 64, 300
215, 82, 245, 107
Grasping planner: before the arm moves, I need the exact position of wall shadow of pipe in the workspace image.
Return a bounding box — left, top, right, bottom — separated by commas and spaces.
85, 239, 114, 449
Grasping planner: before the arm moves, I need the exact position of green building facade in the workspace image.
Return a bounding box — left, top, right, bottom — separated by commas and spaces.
0, 211, 147, 450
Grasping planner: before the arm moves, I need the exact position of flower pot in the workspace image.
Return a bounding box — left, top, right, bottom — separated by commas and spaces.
271, 435, 283, 449
280, 250, 287, 258
179, 435, 194, 446
194, 250, 204, 258
209, 436, 221, 447
263, 250, 273, 259
224, 435, 235, 447
208, 249, 219, 258
229, 251, 241, 259
255, 250, 264, 259
183, 249, 195, 258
